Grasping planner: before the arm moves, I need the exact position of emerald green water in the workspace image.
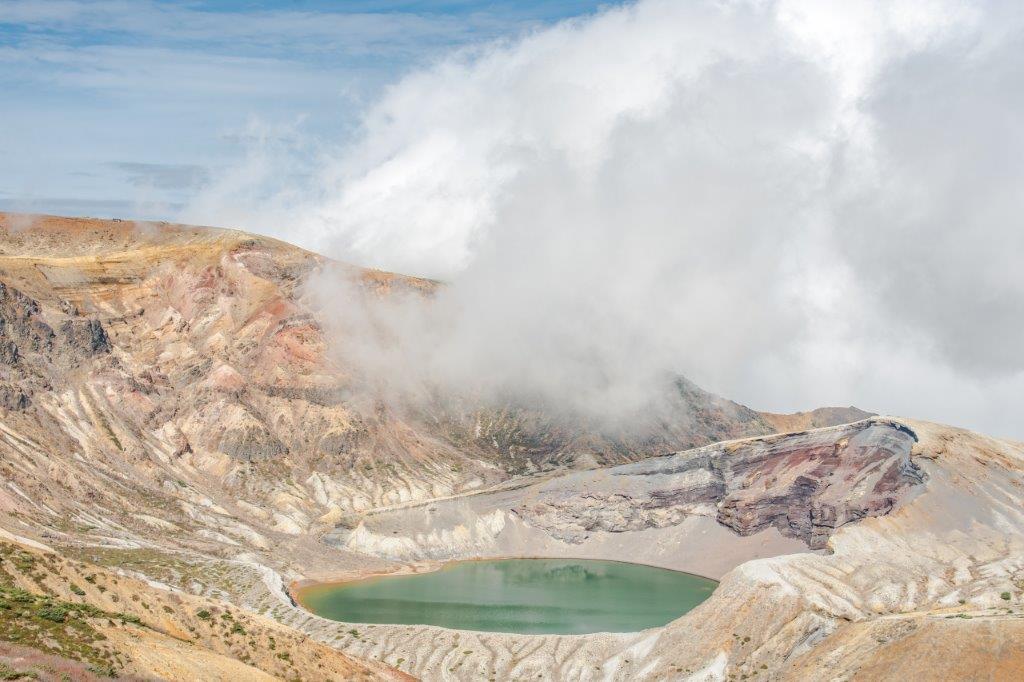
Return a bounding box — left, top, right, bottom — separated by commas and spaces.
297, 559, 717, 634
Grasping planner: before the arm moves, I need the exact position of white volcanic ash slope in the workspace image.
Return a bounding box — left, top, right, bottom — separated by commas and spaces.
285, 419, 1024, 682
332, 419, 922, 570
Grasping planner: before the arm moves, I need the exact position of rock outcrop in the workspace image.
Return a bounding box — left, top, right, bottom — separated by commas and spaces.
337, 419, 924, 565
512, 421, 924, 549
59, 318, 111, 355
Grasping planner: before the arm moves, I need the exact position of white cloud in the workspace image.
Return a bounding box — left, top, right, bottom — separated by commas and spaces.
193, 0, 1024, 438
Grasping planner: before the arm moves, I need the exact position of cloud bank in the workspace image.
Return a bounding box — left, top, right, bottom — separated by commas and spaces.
191, 0, 1024, 438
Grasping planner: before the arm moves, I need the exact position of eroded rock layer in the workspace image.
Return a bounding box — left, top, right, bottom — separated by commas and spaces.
516, 420, 923, 548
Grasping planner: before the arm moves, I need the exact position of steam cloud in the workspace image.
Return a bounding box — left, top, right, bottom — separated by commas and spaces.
185, 0, 1024, 438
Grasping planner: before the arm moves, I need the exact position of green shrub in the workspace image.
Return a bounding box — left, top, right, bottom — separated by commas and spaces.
70, 584, 86, 596
1001, 592, 1011, 600
196, 609, 212, 620
0, 663, 35, 680
87, 665, 118, 678
38, 603, 70, 623
8, 588, 34, 604
0, 663, 38, 680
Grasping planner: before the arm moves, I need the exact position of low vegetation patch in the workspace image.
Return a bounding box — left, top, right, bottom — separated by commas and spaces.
0, 584, 129, 675
0, 662, 36, 680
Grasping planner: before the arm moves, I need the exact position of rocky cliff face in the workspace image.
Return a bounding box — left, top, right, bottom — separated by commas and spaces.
515, 420, 924, 549
332, 419, 924, 568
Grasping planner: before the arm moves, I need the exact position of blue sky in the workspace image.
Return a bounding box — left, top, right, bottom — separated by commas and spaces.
0, 0, 611, 219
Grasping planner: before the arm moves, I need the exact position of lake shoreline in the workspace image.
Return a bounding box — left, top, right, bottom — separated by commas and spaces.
290, 554, 719, 611
290, 557, 720, 635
